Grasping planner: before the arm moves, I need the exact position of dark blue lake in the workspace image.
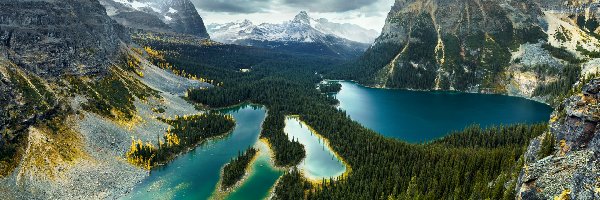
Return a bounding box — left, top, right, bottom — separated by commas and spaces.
335, 81, 554, 143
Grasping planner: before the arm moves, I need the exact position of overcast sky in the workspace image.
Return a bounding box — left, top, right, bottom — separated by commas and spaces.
190, 0, 396, 32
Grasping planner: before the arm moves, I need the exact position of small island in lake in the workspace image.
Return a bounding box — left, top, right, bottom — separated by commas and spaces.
221, 147, 259, 189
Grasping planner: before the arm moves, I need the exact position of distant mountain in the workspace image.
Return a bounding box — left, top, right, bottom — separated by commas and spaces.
310, 18, 379, 44
207, 11, 371, 59
99, 0, 210, 38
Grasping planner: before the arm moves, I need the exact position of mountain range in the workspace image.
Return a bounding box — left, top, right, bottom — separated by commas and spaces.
207, 11, 374, 58
208, 11, 379, 44
0, 0, 598, 199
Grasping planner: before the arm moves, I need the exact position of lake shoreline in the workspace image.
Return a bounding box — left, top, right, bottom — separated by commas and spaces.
323, 79, 551, 106
285, 116, 350, 184
332, 80, 553, 142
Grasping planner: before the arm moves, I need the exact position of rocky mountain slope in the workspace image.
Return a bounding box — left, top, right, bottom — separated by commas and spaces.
207, 11, 370, 59
336, 0, 600, 103
0, 0, 129, 148
99, 0, 210, 38
0, 0, 129, 78
0, 0, 211, 199
517, 78, 600, 199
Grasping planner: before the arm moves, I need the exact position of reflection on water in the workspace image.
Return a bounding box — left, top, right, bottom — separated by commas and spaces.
284, 117, 346, 181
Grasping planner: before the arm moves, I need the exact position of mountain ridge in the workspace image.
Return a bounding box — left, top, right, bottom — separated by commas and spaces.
206, 11, 373, 59
99, 0, 210, 38
331, 0, 600, 101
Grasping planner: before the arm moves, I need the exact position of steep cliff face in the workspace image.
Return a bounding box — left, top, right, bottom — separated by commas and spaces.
517, 78, 600, 199
0, 0, 129, 78
99, 0, 210, 38
161, 0, 209, 38
0, 0, 131, 162
358, 0, 545, 91
343, 0, 600, 103
0, 0, 130, 148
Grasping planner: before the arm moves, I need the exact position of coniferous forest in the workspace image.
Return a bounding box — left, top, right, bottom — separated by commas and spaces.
133, 33, 552, 199
126, 113, 235, 169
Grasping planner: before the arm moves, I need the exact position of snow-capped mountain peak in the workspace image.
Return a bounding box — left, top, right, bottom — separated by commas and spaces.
206, 11, 373, 59
208, 11, 378, 44
292, 11, 311, 25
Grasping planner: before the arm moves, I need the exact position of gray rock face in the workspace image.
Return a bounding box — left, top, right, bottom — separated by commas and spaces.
99, 0, 210, 38
0, 69, 16, 135
0, 0, 129, 78
516, 78, 600, 200
357, 0, 551, 90
162, 0, 209, 38
378, 0, 542, 45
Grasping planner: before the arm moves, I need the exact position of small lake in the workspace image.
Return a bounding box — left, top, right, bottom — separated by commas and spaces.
284, 117, 346, 180
225, 139, 283, 200
335, 81, 554, 142
123, 104, 281, 200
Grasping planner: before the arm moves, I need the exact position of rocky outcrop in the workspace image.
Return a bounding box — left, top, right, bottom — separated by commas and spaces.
516, 79, 600, 200
0, 0, 128, 78
162, 0, 209, 38
99, 0, 210, 38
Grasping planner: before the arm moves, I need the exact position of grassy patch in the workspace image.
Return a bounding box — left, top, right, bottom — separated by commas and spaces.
66, 66, 159, 123
0, 62, 57, 177
19, 114, 87, 179
542, 44, 585, 64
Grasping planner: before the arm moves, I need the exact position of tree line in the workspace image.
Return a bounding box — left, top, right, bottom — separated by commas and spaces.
126, 113, 235, 169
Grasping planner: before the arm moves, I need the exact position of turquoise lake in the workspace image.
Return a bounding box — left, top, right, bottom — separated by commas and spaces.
123, 104, 281, 200
335, 81, 554, 143
122, 81, 554, 200
284, 117, 346, 181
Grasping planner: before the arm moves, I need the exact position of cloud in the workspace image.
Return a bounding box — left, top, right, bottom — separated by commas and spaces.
192, 0, 381, 13
190, 0, 272, 13
282, 0, 377, 12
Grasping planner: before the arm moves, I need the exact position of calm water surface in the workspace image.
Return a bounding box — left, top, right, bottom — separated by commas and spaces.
335, 81, 553, 142
284, 117, 346, 180
123, 104, 280, 200
226, 140, 283, 200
